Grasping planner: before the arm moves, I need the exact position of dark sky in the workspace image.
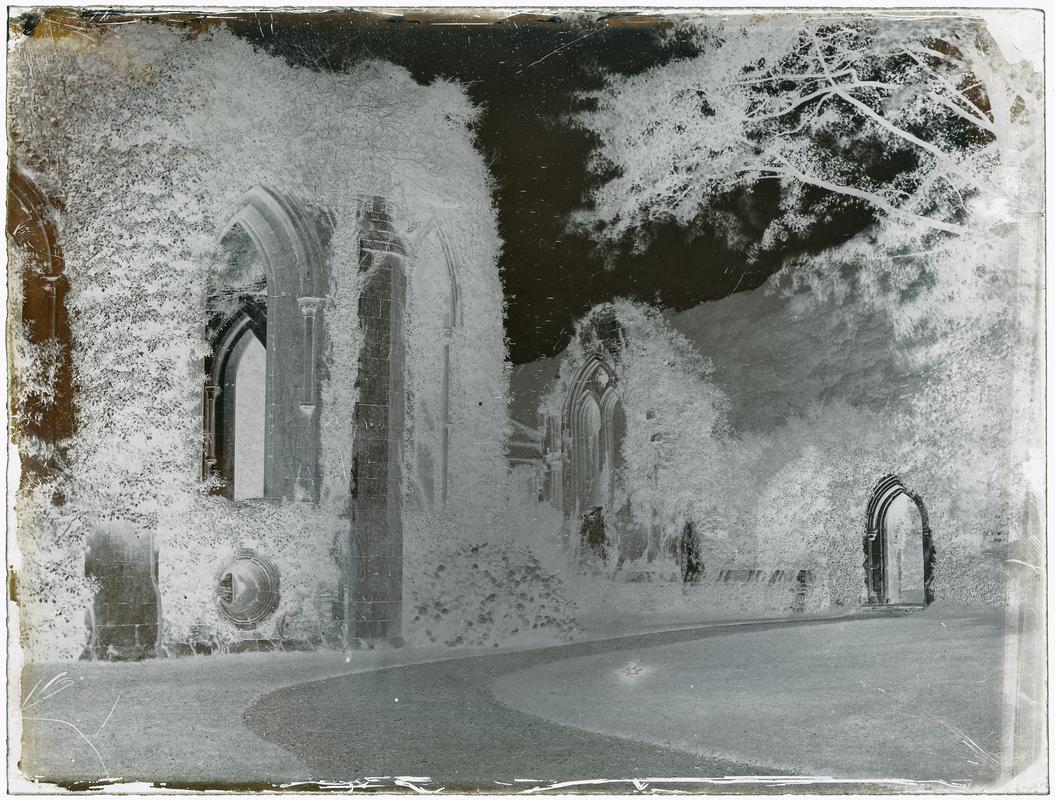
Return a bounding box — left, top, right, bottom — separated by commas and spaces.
226, 11, 875, 363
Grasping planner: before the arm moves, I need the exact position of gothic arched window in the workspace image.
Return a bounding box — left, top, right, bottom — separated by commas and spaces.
203, 223, 268, 500
564, 355, 624, 519
202, 186, 330, 502
864, 474, 934, 605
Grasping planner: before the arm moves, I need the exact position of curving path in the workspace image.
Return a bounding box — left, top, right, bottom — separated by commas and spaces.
243, 616, 872, 791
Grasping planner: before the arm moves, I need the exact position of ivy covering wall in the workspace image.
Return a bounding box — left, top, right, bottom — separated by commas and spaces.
9, 22, 509, 660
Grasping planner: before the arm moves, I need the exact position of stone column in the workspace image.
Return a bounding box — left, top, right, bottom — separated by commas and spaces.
202, 382, 220, 478
298, 296, 323, 408
347, 197, 406, 647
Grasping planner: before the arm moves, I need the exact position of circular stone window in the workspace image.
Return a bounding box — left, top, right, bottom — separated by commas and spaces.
216, 550, 280, 629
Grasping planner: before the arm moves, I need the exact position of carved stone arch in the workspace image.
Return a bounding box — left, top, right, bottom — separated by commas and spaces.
572, 390, 602, 512
406, 215, 463, 507
202, 302, 267, 495
7, 167, 74, 482
864, 474, 934, 605
562, 354, 618, 427
562, 354, 620, 519
407, 215, 462, 330
204, 185, 331, 501
222, 184, 330, 298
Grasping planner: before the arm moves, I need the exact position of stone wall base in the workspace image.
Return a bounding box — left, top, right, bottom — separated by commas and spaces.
348, 636, 406, 651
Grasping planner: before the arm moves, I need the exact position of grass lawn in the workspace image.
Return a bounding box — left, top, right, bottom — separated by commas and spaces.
491, 607, 1009, 787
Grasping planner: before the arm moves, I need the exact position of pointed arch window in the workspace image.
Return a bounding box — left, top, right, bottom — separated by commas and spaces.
203, 223, 269, 500
408, 222, 462, 508
574, 392, 602, 510
564, 355, 625, 518
202, 186, 330, 502
439, 235, 460, 506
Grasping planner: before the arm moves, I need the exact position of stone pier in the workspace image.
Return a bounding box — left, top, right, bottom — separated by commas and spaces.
347, 197, 406, 647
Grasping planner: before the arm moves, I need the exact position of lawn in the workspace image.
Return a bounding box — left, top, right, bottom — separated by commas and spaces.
491, 608, 1011, 788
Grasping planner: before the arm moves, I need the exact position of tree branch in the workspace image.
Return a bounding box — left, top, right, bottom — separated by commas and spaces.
749, 85, 837, 122
766, 155, 968, 235
899, 47, 994, 123
736, 67, 854, 85
833, 87, 990, 194
809, 34, 990, 195
845, 80, 997, 133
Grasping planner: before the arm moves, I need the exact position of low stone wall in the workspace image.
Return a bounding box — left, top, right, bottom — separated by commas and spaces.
570, 561, 829, 619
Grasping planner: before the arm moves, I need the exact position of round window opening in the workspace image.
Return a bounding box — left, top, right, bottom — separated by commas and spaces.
216, 550, 280, 629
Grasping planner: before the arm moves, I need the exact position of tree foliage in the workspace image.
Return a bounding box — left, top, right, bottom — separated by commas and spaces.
577, 15, 1040, 251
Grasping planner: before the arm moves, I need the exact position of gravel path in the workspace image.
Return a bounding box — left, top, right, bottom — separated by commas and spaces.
244, 616, 883, 792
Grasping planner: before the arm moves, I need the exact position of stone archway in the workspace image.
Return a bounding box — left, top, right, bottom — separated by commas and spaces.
864, 474, 935, 605
406, 218, 462, 508
203, 185, 331, 502
7, 168, 74, 484
562, 354, 623, 520
560, 353, 631, 565
204, 298, 267, 499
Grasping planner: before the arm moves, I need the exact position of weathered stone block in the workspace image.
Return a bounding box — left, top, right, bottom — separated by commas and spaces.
354, 403, 390, 429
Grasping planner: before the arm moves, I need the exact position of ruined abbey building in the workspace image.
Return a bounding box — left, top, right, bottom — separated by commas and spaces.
9, 23, 509, 660
510, 293, 1018, 617
8, 18, 1029, 663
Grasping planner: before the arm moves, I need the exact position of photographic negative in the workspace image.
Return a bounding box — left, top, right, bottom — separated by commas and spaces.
6, 8, 1046, 793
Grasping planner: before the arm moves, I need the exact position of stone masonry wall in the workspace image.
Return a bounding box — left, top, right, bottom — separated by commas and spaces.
84, 521, 159, 660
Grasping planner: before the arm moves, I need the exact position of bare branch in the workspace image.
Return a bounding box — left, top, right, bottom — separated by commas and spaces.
847, 80, 997, 134
900, 47, 994, 123
834, 87, 990, 194
767, 155, 968, 235
736, 68, 854, 85
809, 34, 989, 195
749, 86, 837, 122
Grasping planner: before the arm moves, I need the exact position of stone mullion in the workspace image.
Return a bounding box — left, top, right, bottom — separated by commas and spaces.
298, 296, 323, 409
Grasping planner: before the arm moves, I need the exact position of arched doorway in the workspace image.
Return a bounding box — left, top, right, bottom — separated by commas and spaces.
864, 474, 934, 605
